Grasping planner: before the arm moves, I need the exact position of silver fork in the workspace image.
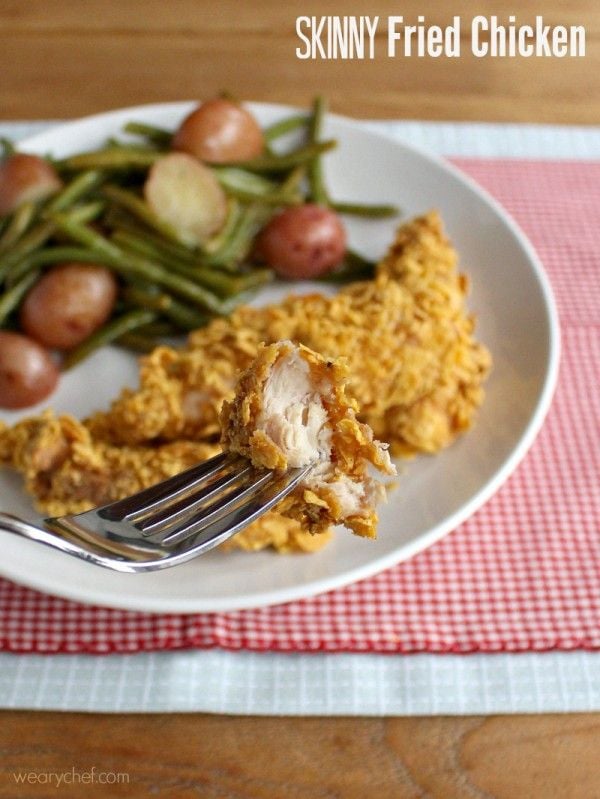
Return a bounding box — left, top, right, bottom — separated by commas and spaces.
0, 452, 311, 572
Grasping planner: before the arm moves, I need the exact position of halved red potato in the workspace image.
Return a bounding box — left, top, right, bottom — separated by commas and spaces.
144, 152, 228, 247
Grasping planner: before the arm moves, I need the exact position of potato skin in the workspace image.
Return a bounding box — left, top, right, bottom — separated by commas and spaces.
0, 154, 62, 216
0, 331, 59, 409
20, 263, 118, 350
257, 204, 347, 279
172, 99, 264, 164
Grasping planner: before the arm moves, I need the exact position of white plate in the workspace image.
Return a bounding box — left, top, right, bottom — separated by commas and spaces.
0, 102, 559, 612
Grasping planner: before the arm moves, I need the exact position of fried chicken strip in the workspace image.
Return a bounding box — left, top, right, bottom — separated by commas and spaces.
0, 212, 491, 552
221, 341, 395, 538
0, 411, 218, 517
86, 212, 491, 456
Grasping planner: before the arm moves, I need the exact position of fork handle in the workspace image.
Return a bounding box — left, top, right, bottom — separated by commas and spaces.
0, 511, 134, 569
0, 512, 51, 540
0, 511, 91, 557
0, 511, 172, 572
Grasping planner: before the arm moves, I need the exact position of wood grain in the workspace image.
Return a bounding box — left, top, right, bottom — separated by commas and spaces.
0, 0, 597, 121
0, 712, 599, 797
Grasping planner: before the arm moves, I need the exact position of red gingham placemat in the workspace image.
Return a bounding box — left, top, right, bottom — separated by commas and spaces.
0, 158, 599, 654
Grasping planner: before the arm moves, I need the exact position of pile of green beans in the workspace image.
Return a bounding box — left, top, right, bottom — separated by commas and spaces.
0, 96, 398, 366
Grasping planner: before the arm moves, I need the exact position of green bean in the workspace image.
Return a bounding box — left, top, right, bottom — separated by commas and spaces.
136, 320, 180, 337
218, 89, 239, 103
123, 121, 172, 148
218, 289, 261, 315
0, 202, 38, 254
112, 229, 215, 286
215, 168, 278, 195
281, 165, 307, 194
186, 263, 272, 296
229, 139, 336, 174
0, 220, 55, 283
114, 228, 271, 298
68, 200, 106, 224
202, 198, 242, 256
213, 165, 306, 220
0, 190, 106, 284
220, 189, 300, 209
307, 95, 330, 205
214, 167, 303, 206
111, 229, 183, 269
308, 99, 398, 217
0, 269, 40, 326
331, 201, 399, 218
4, 246, 116, 289
0, 137, 15, 158
116, 331, 164, 353
3, 205, 103, 289
105, 209, 198, 264
191, 256, 271, 293
27, 245, 115, 267
318, 249, 376, 283
5, 222, 244, 330
227, 266, 273, 292
105, 136, 161, 150
64, 309, 158, 369
48, 212, 120, 258
121, 284, 171, 312
102, 185, 186, 246
121, 285, 208, 330
46, 170, 104, 212
263, 114, 309, 143
57, 147, 161, 172
47, 216, 235, 313
115, 257, 230, 314
0, 185, 105, 282
204, 203, 271, 269
5, 203, 156, 287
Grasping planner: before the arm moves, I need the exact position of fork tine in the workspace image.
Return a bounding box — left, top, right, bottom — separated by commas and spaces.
3, 462, 315, 573
139, 462, 255, 535
165, 465, 312, 556
99, 452, 241, 523
150, 469, 275, 545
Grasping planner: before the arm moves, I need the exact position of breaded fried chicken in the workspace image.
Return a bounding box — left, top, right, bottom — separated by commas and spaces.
0, 212, 491, 552
221, 341, 395, 538
85, 212, 490, 456
0, 411, 218, 518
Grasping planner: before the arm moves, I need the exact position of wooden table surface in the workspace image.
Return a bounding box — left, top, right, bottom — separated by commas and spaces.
0, 2, 599, 796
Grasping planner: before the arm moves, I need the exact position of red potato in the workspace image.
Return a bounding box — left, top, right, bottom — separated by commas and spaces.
0, 154, 62, 216
257, 204, 347, 280
20, 263, 118, 350
173, 99, 264, 164
0, 331, 59, 409
144, 152, 227, 247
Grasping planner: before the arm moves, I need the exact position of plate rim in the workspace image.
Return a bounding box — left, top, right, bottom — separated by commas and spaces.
0, 101, 561, 612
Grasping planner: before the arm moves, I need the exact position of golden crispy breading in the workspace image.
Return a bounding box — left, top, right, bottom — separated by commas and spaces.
0, 212, 491, 552
0, 413, 323, 551
0, 412, 218, 517
85, 212, 490, 456
222, 513, 333, 553
220, 341, 395, 538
